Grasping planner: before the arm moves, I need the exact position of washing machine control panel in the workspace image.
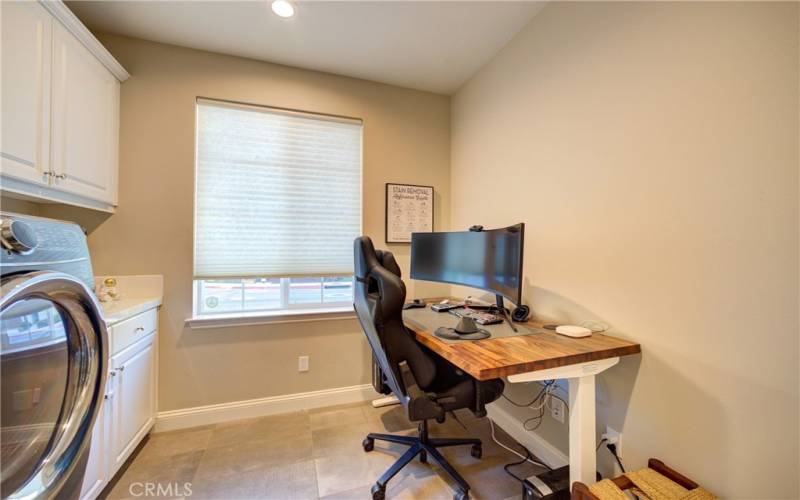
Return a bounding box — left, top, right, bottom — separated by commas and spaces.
0, 218, 38, 254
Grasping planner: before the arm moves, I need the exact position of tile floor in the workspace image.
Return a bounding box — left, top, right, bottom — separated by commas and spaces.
102, 401, 547, 499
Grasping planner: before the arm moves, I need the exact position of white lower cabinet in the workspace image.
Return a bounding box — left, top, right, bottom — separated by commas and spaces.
81, 308, 158, 500
79, 377, 111, 500
111, 333, 156, 471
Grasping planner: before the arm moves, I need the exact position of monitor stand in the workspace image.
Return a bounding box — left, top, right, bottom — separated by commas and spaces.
495, 295, 518, 333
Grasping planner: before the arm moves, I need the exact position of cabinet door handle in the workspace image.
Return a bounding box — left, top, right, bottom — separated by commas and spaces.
135, 327, 144, 332
109, 371, 116, 377
117, 366, 125, 372
57, 173, 67, 180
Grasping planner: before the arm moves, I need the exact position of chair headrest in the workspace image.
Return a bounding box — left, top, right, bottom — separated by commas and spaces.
376, 249, 401, 278
354, 236, 401, 280
354, 236, 379, 282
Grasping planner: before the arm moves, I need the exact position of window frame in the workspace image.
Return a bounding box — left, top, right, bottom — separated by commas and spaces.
190, 98, 362, 323
192, 276, 355, 318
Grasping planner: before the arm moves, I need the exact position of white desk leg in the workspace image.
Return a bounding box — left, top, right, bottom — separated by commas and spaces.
568, 375, 597, 486
507, 357, 619, 487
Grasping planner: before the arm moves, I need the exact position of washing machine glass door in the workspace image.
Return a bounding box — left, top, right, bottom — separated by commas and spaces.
0, 272, 107, 500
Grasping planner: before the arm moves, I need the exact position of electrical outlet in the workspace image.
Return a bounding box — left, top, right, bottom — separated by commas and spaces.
602, 426, 622, 454
550, 396, 565, 424
298, 356, 309, 372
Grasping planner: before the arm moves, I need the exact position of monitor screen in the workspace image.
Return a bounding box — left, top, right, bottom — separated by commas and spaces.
410, 223, 524, 304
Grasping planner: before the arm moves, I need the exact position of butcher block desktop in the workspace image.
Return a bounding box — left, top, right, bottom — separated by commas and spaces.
403, 302, 640, 381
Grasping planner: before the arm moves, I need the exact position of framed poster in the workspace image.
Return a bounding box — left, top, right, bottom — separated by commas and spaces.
385, 183, 434, 243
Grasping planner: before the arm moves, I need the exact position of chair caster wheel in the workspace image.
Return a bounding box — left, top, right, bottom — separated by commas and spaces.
470, 444, 482, 459
454, 489, 469, 500
371, 483, 386, 500
363, 438, 374, 452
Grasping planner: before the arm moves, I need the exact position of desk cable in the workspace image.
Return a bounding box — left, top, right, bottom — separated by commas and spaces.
489, 419, 551, 479
501, 381, 570, 432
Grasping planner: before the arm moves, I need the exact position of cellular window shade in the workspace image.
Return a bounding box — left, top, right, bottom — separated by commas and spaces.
194, 99, 362, 279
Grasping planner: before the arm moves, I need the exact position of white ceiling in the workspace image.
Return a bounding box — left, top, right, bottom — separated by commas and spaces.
66, 1, 545, 94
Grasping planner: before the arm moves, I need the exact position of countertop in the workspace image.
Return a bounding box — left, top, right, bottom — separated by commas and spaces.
100, 296, 162, 326
95, 275, 164, 326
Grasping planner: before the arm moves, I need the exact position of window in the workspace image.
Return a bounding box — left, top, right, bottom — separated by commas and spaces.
194, 277, 355, 315
193, 98, 362, 317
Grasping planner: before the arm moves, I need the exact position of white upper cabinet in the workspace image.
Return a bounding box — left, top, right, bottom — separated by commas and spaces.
0, 0, 127, 212
1, 1, 52, 184
51, 21, 119, 205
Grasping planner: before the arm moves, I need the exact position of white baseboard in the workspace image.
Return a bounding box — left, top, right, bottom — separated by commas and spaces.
155, 383, 379, 432
487, 403, 569, 469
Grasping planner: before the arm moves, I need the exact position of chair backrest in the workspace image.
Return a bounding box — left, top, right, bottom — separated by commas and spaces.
353, 236, 436, 405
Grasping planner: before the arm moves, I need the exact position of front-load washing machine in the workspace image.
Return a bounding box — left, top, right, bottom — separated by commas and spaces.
0, 213, 108, 499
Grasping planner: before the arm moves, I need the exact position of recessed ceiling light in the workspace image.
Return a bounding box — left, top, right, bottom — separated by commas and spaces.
271, 0, 295, 18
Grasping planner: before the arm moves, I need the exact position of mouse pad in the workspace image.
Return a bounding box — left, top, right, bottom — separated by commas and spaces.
435, 327, 491, 340
404, 306, 545, 344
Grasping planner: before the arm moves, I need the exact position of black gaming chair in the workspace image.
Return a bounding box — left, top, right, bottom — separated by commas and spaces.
353, 236, 504, 500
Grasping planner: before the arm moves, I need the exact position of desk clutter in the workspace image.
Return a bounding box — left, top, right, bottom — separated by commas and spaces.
434, 306, 504, 340
404, 303, 545, 344
408, 298, 596, 343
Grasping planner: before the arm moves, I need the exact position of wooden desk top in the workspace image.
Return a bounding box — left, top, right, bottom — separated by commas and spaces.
403, 304, 641, 381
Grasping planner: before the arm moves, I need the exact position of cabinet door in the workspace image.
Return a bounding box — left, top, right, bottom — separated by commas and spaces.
111, 334, 155, 472
0, 0, 52, 184
80, 375, 113, 500
51, 21, 119, 204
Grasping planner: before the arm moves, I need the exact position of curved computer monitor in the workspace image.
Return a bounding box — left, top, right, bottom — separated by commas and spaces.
410, 223, 524, 305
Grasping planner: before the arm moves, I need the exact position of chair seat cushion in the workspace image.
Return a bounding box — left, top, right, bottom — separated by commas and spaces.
413, 343, 504, 417
434, 377, 504, 414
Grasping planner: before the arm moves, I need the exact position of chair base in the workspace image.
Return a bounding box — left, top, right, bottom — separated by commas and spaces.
362, 420, 482, 500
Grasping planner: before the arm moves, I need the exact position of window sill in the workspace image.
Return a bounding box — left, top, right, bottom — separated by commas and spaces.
185, 306, 355, 329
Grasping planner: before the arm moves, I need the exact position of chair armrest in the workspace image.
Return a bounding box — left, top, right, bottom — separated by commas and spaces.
473, 380, 487, 417
398, 360, 425, 399
399, 361, 445, 421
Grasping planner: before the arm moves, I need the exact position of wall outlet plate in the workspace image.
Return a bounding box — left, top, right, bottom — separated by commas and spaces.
602, 426, 622, 454
550, 396, 565, 424
298, 356, 309, 372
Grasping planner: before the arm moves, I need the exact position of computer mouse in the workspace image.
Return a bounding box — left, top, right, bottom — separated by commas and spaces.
555, 325, 592, 338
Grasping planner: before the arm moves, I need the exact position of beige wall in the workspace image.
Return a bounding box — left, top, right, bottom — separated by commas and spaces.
14, 34, 452, 412
452, 2, 799, 497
